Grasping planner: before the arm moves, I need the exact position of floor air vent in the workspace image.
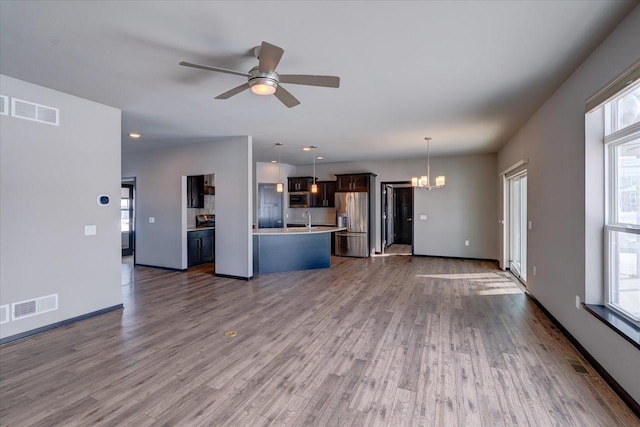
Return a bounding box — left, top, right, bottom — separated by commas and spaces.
565, 356, 592, 376
0, 305, 8, 324
11, 98, 59, 126
11, 294, 58, 321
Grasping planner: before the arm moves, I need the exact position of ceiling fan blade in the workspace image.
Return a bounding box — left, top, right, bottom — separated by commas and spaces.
274, 85, 300, 108
215, 83, 251, 99
179, 61, 250, 78
258, 41, 284, 73
279, 75, 340, 88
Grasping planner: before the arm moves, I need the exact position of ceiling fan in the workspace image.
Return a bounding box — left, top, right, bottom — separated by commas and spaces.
179, 41, 340, 108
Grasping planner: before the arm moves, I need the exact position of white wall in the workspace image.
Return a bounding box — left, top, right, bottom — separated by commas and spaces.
413, 155, 498, 258
297, 154, 498, 259
122, 137, 253, 278
0, 75, 122, 339
497, 6, 640, 402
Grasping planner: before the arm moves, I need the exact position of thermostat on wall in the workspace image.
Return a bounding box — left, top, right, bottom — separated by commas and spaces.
97, 195, 110, 206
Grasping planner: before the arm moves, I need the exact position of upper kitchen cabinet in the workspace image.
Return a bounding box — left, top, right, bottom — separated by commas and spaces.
203, 174, 215, 195
335, 173, 376, 192
288, 176, 314, 192
187, 175, 204, 208
311, 181, 337, 207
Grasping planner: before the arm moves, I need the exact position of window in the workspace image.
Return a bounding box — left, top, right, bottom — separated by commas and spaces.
605, 81, 640, 326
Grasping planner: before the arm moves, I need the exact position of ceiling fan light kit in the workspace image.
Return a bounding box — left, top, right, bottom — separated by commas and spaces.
248, 67, 278, 95
412, 137, 445, 190
180, 41, 340, 108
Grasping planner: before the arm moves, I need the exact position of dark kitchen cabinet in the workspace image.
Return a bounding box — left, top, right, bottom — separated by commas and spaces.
335, 173, 376, 192
311, 181, 337, 207
188, 229, 214, 267
187, 175, 204, 208
288, 177, 314, 192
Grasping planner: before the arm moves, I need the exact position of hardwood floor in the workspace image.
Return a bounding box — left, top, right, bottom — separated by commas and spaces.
1, 256, 638, 426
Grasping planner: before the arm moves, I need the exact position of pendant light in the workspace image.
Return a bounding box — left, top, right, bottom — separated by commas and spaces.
275, 142, 284, 193
310, 145, 318, 193
412, 137, 445, 190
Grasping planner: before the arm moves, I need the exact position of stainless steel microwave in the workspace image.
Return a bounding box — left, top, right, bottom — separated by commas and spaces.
289, 192, 310, 208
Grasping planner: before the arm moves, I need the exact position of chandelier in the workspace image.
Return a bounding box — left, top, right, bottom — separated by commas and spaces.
412, 137, 445, 190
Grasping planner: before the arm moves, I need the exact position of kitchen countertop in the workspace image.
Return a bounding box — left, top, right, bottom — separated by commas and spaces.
187, 227, 215, 231
253, 226, 345, 235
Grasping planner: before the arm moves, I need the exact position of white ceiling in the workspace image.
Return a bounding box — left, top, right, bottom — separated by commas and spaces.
0, 1, 636, 165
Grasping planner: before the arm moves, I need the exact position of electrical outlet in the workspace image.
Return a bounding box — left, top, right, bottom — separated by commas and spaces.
528, 220, 533, 230
533, 266, 536, 276
84, 225, 97, 236
465, 240, 469, 246
575, 295, 581, 309
149, 217, 155, 223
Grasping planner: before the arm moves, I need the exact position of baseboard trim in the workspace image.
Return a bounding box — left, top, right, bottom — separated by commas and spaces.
411, 254, 500, 265
134, 263, 186, 272
0, 304, 124, 346
215, 273, 253, 281
526, 294, 640, 418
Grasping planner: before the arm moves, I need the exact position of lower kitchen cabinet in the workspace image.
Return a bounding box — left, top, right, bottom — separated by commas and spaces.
188, 229, 215, 267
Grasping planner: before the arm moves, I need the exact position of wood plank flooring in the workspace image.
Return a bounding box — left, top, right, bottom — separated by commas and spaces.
1, 256, 638, 426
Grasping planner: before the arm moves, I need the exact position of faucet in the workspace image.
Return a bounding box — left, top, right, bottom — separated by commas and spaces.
304, 210, 312, 229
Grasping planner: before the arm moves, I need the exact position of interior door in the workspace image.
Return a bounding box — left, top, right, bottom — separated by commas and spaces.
385, 185, 394, 247
121, 183, 134, 256
258, 184, 283, 228
509, 173, 527, 282
394, 187, 413, 245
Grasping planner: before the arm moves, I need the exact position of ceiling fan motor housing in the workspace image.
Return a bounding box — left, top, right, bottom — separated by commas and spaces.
248, 66, 279, 91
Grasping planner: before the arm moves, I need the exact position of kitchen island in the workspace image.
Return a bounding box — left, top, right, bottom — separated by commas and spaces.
253, 226, 345, 274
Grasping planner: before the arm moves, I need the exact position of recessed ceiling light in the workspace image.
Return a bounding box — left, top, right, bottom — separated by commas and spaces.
316, 156, 324, 160
129, 132, 141, 139
303, 147, 311, 151
271, 160, 277, 163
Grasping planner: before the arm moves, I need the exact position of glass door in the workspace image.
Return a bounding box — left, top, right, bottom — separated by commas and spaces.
509, 173, 527, 282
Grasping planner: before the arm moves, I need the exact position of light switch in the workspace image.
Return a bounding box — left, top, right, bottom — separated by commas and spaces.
149, 217, 155, 223
419, 214, 428, 220
84, 225, 97, 236
465, 240, 469, 246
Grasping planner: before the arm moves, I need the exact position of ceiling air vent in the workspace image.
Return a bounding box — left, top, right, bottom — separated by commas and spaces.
11, 98, 59, 126
0, 305, 9, 324
0, 95, 7, 116
11, 294, 58, 321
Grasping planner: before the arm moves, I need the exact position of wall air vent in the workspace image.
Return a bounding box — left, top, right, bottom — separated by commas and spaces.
11, 98, 59, 126
0, 95, 7, 116
0, 305, 9, 324
11, 294, 58, 321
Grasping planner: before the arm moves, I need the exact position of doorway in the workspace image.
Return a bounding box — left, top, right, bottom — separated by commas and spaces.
258, 183, 283, 228
381, 181, 413, 255
508, 172, 527, 282
121, 182, 135, 257
394, 187, 413, 245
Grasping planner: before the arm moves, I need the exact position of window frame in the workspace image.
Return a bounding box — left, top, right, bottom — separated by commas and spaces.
604, 84, 640, 327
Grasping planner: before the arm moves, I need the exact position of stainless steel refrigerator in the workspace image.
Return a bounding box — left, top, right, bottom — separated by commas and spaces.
335, 192, 369, 257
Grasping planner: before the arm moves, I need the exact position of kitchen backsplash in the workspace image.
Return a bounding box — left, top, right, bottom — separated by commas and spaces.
187, 195, 215, 228
287, 207, 336, 226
